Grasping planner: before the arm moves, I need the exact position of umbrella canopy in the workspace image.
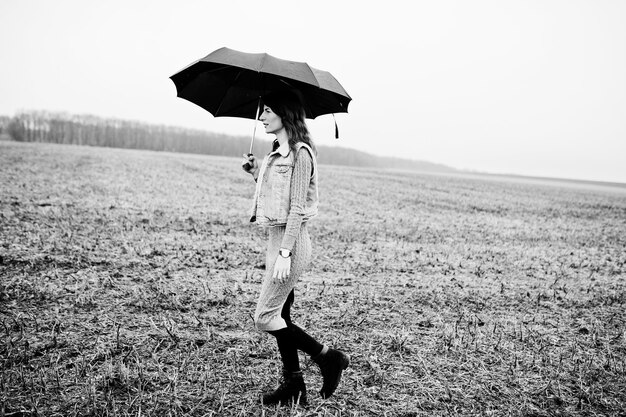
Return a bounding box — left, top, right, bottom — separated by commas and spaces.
170, 47, 351, 120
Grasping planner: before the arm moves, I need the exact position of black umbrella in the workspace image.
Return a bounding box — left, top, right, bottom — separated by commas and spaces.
170, 47, 351, 155
171, 47, 351, 119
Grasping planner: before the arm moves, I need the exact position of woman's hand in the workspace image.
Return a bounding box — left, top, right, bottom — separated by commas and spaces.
272, 255, 291, 283
242, 154, 258, 177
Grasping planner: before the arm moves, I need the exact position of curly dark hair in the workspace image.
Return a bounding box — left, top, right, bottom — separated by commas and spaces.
261, 91, 316, 155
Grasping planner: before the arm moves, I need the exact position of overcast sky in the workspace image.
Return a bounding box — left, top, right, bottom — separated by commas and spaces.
1, 0, 625, 183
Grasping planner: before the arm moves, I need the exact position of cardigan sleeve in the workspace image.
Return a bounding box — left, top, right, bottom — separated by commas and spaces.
280, 147, 313, 251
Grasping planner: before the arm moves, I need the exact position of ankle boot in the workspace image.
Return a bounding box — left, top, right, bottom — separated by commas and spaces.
313, 348, 350, 399
262, 370, 308, 406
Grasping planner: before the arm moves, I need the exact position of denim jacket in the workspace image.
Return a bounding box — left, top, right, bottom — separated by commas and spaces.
250, 141, 318, 226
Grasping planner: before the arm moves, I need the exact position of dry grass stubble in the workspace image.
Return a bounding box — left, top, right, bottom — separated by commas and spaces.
1, 141, 625, 416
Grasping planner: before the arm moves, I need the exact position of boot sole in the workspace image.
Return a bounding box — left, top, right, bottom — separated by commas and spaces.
262, 394, 308, 407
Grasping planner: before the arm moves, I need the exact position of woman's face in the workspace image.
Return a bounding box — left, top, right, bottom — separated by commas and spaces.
259, 105, 284, 135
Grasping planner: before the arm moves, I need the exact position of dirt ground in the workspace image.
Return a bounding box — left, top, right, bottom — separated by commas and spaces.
1, 141, 625, 416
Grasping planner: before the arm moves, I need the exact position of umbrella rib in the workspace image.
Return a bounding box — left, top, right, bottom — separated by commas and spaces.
304, 63, 320, 88
258, 53, 268, 72
214, 68, 246, 116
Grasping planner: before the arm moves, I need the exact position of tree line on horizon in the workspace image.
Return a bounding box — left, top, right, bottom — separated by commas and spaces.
0, 111, 455, 173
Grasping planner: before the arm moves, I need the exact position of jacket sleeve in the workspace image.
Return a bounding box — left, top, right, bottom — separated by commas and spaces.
280, 148, 313, 251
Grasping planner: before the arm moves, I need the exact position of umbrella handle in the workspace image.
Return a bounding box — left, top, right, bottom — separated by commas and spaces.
243, 153, 254, 171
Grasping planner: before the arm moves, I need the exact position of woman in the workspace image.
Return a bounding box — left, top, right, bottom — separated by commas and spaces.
242, 91, 349, 407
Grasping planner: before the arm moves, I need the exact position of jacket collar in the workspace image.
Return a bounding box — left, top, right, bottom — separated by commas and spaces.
271, 140, 290, 158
